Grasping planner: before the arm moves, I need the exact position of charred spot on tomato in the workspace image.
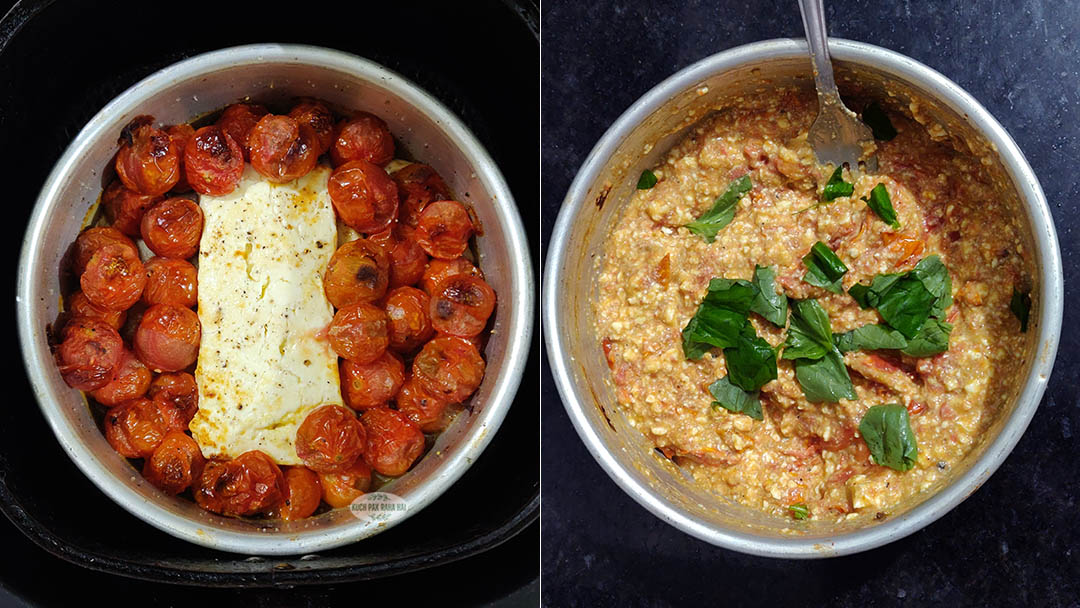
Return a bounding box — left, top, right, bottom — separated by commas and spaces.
149, 134, 171, 158
435, 299, 454, 319
118, 115, 153, 147
443, 279, 481, 306
354, 262, 379, 287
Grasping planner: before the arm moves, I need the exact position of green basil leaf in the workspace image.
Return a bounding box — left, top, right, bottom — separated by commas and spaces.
912, 255, 952, 318
861, 102, 898, 141
848, 273, 904, 309
637, 169, 658, 189
788, 504, 810, 520
782, 298, 833, 360
749, 265, 788, 326
900, 318, 953, 357
861, 184, 900, 229
858, 404, 918, 471
794, 350, 857, 402
875, 276, 936, 339
822, 166, 854, 201
724, 325, 778, 392
708, 375, 763, 421
681, 278, 757, 359
686, 176, 753, 243
834, 324, 909, 353
1010, 287, 1032, 333
802, 241, 848, 294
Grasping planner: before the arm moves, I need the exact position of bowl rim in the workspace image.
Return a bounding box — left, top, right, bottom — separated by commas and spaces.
542, 37, 1062, 558
17, 43, 534, 555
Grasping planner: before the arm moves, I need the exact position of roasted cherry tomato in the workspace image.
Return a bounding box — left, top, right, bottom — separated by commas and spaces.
420, 257, 483, 296
412, 335, 485, 403
396, 375, 451, 433
271, 466, 323, 520
323, 238, 390, 308
318, 459, 372, 509
341, 351, 405, 410
71, 226, 139, 276
414, 200, 474, 260
81, 244, 146, 311
185, 125, 244, 196
115, 115, 181, 196
143, 430, 205, 495
195, 450, 285, 517
68, 291, 127, 331
56, 317, 124, 390
216, 103, 268, 161
140, 197, 203, 259
327, 160, 399, 233
361, 407, 425, 477
104, 396, 186, 458
149, 371, 199, 423
429, 274, 496, 337
102, 179, 159, 237
165, 123, 195, 193
143, 257, 198, 308
134, 304, 201, 372
329, 112, 394, 167
369, 225, 428, 287
295, 404, 366, 473
392, 163, 451, 227
383, 286, 435, 353
90, 349, 152, 406
247, 115, 319, 183
328, 303, 389, 364
288, 99, 336, 155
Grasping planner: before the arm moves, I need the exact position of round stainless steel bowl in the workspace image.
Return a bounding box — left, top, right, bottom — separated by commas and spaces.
17, 44, 533, 555
544, 39, 1062, 558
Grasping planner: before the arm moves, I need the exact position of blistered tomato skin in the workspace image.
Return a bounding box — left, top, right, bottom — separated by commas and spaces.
195, 450, 286, 517
328, 303, 390, 364
102, 179, 159, 237
134, 304, 201, 372
341, 351, 405, 410
165, 123, 196, 193
143, 430, 205, 495
272, 467, 323, 520
141, 197, 204, 259
318, 459, 372, 509
328, 160, 399, 234
71, 227, 139, 276
185, 125, 244, 196
392, 163, 451, 227
247, 115, 319, 183
80, 244, 146, 311
323, 238, 390, 308
90, 349, 152, 406
415, 200, 474, 260
149, 372, 199, 423
412, 335, 485, 403
143, 257, 198, 308
288, 99, 336, 155
216, 103, 269, 161
361, 408, 425, 477
330, 112, 394, 167
396, 376, 451, 433
420, 257, 483, 296
57, 317, 124, 391
295, 405, 367, 473
104, 397, 186, 458
429, 274, 496, 337
115, 116, 181, 196
383, 286, 435, 353
369, 225, 428, 288
68, 291, 127, 331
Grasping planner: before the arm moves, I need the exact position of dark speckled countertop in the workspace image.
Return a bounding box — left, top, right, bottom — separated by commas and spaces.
541, 1, 1080, 606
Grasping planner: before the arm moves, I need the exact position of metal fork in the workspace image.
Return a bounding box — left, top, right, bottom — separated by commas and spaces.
798, 0, 877, 174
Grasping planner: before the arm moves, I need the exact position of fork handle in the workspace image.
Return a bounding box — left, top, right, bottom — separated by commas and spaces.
798, 0, 842, 105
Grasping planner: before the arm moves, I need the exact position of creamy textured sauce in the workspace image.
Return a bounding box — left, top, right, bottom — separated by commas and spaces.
594, 88, 1033, 521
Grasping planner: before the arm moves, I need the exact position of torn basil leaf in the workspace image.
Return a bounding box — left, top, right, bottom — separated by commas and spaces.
782, 299, 856, 402
708, 375, 763, 421
724, 325, 778, 392
749, 265, 788, 326
794, 350, 857, 402
782, 298, 833, 361
789, 504, 810, 520
901, 318, 953, 357
862, 184, 900, 229
862, 102, 898, 141
681, 278, 756, 359
802, 241, 848, 294
1010, 288, 1032, 333
822, 166, 854, 201
912, 255, 953, 318
686, 175, 753, 243
637, 169, 658, 189
834, 324, 909, 353
859, 404, 918, 471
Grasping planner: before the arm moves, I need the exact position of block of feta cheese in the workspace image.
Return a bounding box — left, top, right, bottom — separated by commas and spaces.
190, 164, 343, 465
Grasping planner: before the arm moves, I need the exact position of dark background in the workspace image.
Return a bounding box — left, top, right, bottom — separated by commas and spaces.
1, 0, 538, 605
542, 2, 1079, 607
